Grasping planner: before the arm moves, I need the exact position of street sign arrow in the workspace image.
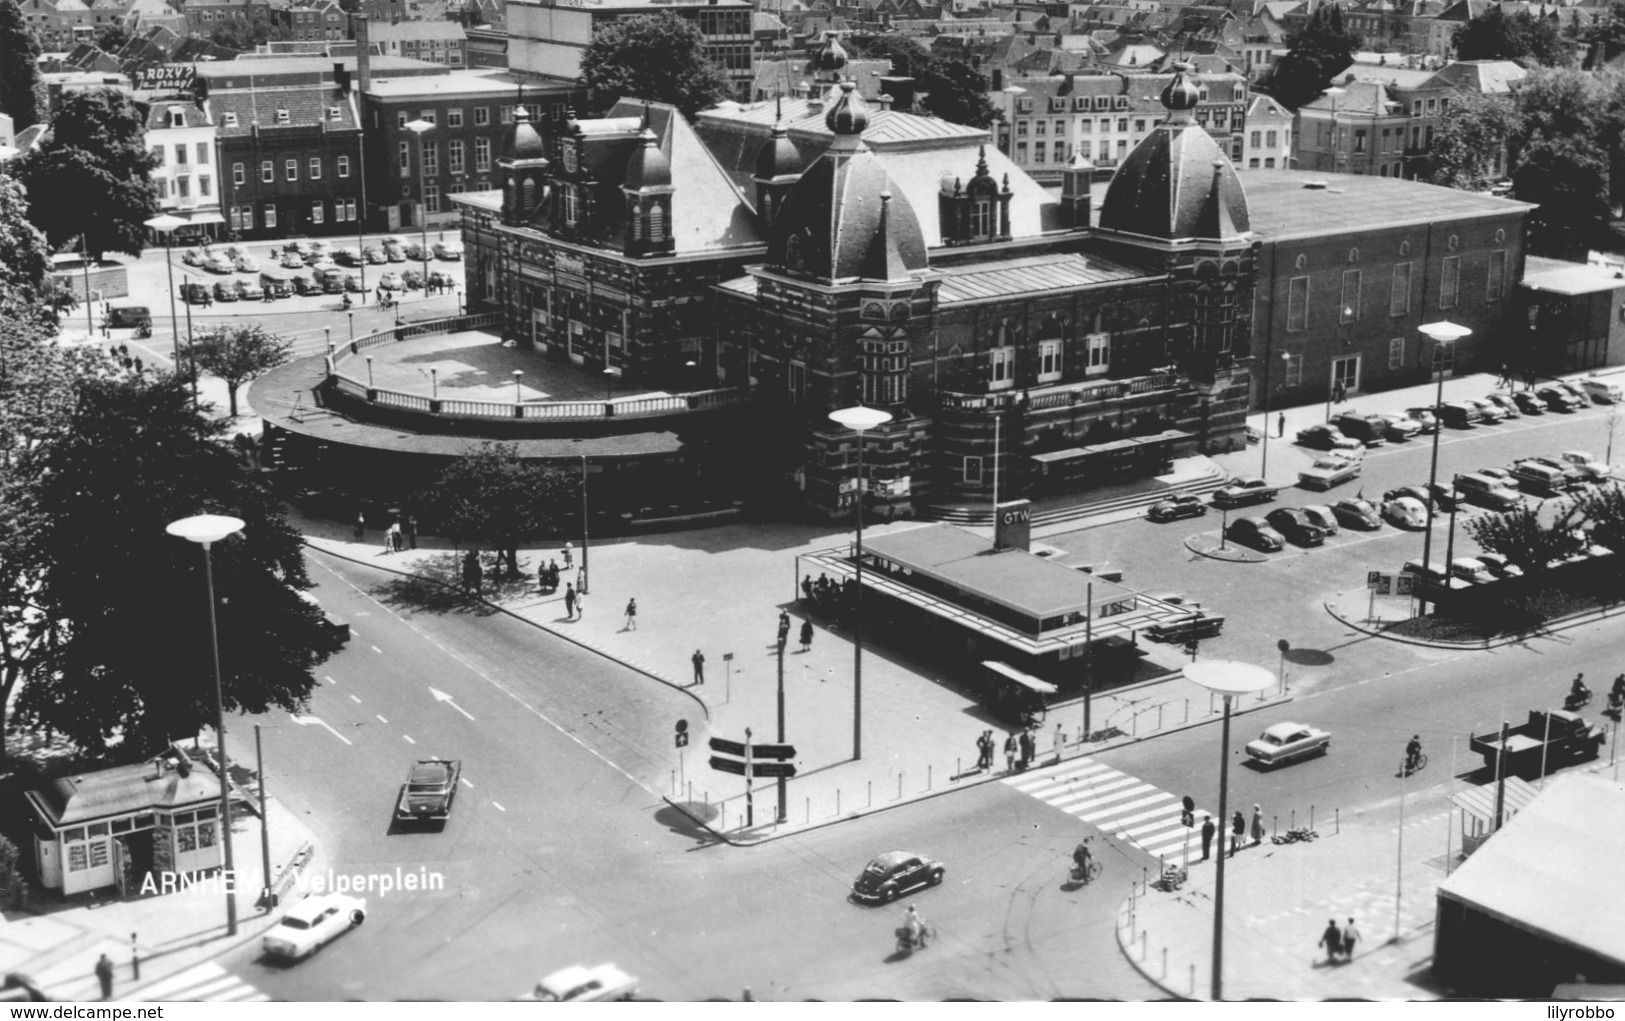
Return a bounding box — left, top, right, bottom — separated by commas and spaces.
709, 756, 748, 775
709, 736, 746, 757
750, 762, 797, 778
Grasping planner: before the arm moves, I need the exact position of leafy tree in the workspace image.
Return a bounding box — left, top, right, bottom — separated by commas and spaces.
1514, 135, 1611, 254
0, 173, 58, 314
413, 441, 577, 579
1260, 3, 1363, 109
1574, 482, 1625, 553
11, 89, 159, 261
1419, 93, 1522, 190
846, 33, 934, 78
93, 22, 131, 51
184, 324, 292, 417
1581, 0, 1625, 64
0, 0, 45, 130
1464, 504, 1587, 575
13, 373, 342, 758
578, 11, 733, 119
0, 834, 25, 909
1453, 5, 1567, 65
919, 58, 999, 129
209, 15, 286, 50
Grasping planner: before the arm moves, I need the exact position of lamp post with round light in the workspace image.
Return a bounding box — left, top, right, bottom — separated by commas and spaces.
1418, 321, 1472, 597
143, 214, 188, 374
828, 405, 892, 762
166, 514, 246, 937
512, 369, 523, 403
1183, 660, 1275, 1000
404, 119, 435, 298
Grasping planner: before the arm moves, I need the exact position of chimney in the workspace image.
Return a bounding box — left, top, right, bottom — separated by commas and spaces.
880, 75, 916, 110
333, 60, 351, 93
354, 14, 372, 92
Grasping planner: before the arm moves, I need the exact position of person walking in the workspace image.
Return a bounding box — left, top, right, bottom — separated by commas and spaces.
623, 598, 638, 631
801, 575, 814, 603
461, 550, 481, 596
1276, 411, 1286, 438
1230, 810, 1245, 856
385, 521, 401, 554
1003, 732, 1018, 772
574, 591, 585, 618
401, 513, 417, 549
1201, 814, 1216, 861
562, 542, 574, 569
1318, 919, 1344, 965
563, 583, 576, 619
799, 619, 814, 652
692, 649, 705, 685
1251, 804, 1266, 846
1340, 917, 1362, 962
776, 610, 791, 648
1017, 728, 1034, 771
353, 511, 366, 541
974, 730, 990, 770
1051, 722, 1064, 764
95, 953, 114, 1000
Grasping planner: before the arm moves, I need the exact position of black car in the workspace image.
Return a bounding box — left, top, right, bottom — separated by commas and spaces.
851, 851, 945, 904
1536, 385, 1584, 412
1427, 482, 1463, 512
1331, 498, 1382, 530
1226, 516, 1286, 551
1265, 508, 1327, 547
1148, 494, 1209, 522
1145, 611, 1226, 642
1511, 390, 1547, 415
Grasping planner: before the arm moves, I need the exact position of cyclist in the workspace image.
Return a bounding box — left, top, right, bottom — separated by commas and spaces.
1611, 674, 1624, 702
904, 905, 927, 949
1405, 735, 1423, 773
1072, 839, 1095, 880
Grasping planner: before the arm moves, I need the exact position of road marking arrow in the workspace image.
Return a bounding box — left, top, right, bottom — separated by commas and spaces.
289, 713, 353, 745
429, 686, 476, 721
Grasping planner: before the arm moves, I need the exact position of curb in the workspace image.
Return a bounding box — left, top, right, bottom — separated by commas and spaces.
1183, 534, 1269, 563
1322, 591, 1625, 650
1116, 893, 1192, 1000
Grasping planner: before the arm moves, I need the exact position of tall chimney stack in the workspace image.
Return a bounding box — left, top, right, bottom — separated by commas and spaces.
354, 14, 372, 93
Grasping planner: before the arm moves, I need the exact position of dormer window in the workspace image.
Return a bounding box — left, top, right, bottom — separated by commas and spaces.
1114, 95, 1129, 110
1073, 96, 1089, 110
223, 112, 238, 127
168, 107, 185, 127
328, 106, 341, 120
970, 199, 992, 240
1016, 97, 1033, 112
1094, 96, 1108, 110
275, 108, 290, 125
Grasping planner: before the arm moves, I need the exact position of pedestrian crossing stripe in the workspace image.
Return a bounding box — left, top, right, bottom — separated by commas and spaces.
1003, 757, 1209, 865
135, 962, 270, 1002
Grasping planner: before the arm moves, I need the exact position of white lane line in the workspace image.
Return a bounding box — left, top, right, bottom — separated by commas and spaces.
349, 694, 362, 704
1013, 763, 1115, 795
460, 777, 474, 788
289, 713, 353, 746
403, 734, 417, 745
1008, 761, 1112, 791
1049, 776, 1144, 806
1077, 791, 1171, 823
376, 714, 388, 723
324, 675, 338, 685
491, 801, 506, 811
371, 644, 382, 654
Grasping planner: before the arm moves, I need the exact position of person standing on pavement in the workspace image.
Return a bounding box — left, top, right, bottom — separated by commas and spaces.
95, 953, 114, 1000
1052, 723, 1064, 764
402, 513, 417, 549
776, 610, 791, 648
1276, 412, 1286, 438
1003, 732, 1018, 772
562, 542, 573, 569
1340, 917, 1361, 961
1319, 919, 1344, 965
974, 731, 990, 770
1231, 810, 1245, 856
574, 590, 585, 618
354, 511, 366, 542
385, 521, 400, 554
692, 649, 705, 685
1017, 727, 1034, 771
799, 619, 814, 652
563, 583, 576, 619
1251, 804, 1265, 846
801, 575, 814, 603
1201, 814, 1216, 860
461, 550, 481, 595
624, 598, 638, 631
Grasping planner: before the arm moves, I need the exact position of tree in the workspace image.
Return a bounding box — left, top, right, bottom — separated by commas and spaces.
413, 442, 577, 579
209, 16, 286, 50
1453, 6, 1568, 65
1581, 1, 1625, 65
1465, 504, 1588, 575
1260, 3, 1363, 109
185, 324, 292, 417
93, 22, 131, 52
1507, 68, 1615, 254
0, 835, 25, 909
0, 0, 45, 130
11, 89, 159, 261
1419, 92, 1523, 190
12, 373, 343, 758
919, 58, 999, 129
578, 11, 733, 119
0, 173, 57, 314
846, 33, 934, 78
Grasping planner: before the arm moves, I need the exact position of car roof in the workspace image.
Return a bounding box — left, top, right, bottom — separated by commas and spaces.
284, 893, 345, 922
1392, 496, 1425, 510
1261, 722, 1307, 738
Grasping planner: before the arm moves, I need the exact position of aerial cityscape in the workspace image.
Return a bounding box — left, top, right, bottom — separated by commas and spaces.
1, 0, 1623, 1001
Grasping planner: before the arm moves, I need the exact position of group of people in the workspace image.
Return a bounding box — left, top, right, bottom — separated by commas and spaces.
537, 559, 564, 594
773, 610, 815, 652
108, 343, 144, 373
1198, 805, 1268, 860
1319, 917, 1363, 964
980, 720, 1062, 774
800, 573, 855, 610
380, 515, 416, 553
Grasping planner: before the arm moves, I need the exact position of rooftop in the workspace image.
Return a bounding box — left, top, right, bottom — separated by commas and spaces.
30, 751, 222, 828
368, 18, 468, 39
364, 70, 533, 97
1231, 171, 1531, 241
1522, 255, 1625, 297
935, 251, 1153, 305
195, 54, 443, 80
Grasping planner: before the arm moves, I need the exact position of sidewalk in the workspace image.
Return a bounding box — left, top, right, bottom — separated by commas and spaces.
0, 794, 319, 1002
1117, 800, 1458, 1000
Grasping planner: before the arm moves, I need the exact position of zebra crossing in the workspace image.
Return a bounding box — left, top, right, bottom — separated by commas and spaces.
1003, 757, 1207, 865
134, 961, 270, 1002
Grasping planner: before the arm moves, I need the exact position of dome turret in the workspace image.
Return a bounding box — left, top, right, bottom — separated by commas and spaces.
754, 99, 802, 182
500, 102, 545, 162
624, 123, 671, 191
813, 33, 848, 75
825, 81, 870, 141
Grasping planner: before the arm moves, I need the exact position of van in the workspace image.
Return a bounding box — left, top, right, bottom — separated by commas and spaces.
259, 269, 293, 298
1508, 460, 1575, 496
106, 302, 151, 328
1402, 559, 1467, 591
1330, 412, 1388, 447
1455, 471, 1522, 510
1580, 376, 1624, 404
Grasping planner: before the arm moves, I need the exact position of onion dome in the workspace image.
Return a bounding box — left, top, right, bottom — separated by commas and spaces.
624, 123, 671, 191
1161, 61, 1202, 117
813, 33, 849, 74
825, 80, 870, 139
754, 99, 802, 181
501, 102, 545, 162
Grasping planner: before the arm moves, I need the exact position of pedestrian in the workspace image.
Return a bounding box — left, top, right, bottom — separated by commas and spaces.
562, 541, 574, 569
132, 356, 142, 373
354, 511, 366, 541
1276, 411, 1286, 438
564, 583, 576, 619
624, 598, 638, 631
462, 549, 482, 595
1319, 919, 1344, 965
575, 591, 585, 617
1251, 803, 1265, 846
1051, 722, 1064, 763
95, 953, 114, 1000
1340, 917, 1362, 962
402, 513, 417, 549
1231, 809, 1245, 856
692, 649, 705, 685
385, 521, 400, 553
1201, 814, 1216, 860
974, 730, 990, 770
1018, 727, 1034, 771
801, 574, 814, 603
1498, 362, 1510, 388
777, 609, 791, 647
1003, 731, 1017, 772
799, 619, 814, 652
1334, 381, 1346, 403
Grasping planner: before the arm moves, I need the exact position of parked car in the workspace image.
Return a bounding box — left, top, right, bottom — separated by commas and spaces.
1482, 392, 1521, 418
378, 271, 404, 290
232, 253, 260, 273
1427, 482, 1464, 512
1475, 551, 1525, 579
1375, 410, 1423, 439
329, 246, 360, 266
1296, 424, 1365, 452
1455, 472, 1523, 511
279, 250, 305, 269
404, 240, 430, 261
1300, 504, 1340, 535
1477, 467, 1520, 488
401, 268, 425, 289
1298, 453, 1362, 490
236, 278, 264, 301
1404, 407, 1440, 433
1403, 558, 1467, 592
181, 281, 210, 304
1580, 376, 1624, 404
1226, 515, 1285, 551
1449, 557, 1498, 585
1265, 507, 1327, 547
1517, 458, 1587, 493
211, 280, 239, 302
1383, 485, 1433, 508
1211, 477, 1280, 508
524, 964, 638, 1003
1244, 722, 1331, 766
1554, 380, 1590, 404
1511, 390, 1547, 415
363, 246, 388, 265
293, 272, 321, 296
319, 271, 345, 294
851, 850, 945, 904
395, 757, 462, 824
204, 253, 235, 274
342, 273, 363, 293
1559, 450, 1614, 481
1332, 497, 1382, 530
1463, 397, 1504, 423
1382, 496, 1429, 529
1536, 385, 1584, 411
383, 244, 407, 263
433, 239, 464, 260
1330, 412, 1388, 446
261, 893, 366, 960
181, 247, 206, 267
1436, 401, 1481, 428
285, 239, 314, 258
1148, 494, 1208, 522
1144, 611, 1226, 642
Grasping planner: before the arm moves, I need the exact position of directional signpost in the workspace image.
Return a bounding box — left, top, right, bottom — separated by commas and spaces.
709, 731, 797, 827
675, 720, 688, 791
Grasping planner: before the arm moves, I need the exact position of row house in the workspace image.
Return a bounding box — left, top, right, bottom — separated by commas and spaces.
368, 18, 469, 66
18, 0, 98, 51
276, 0, 347, 41
178, 0, 276, 37
145, 91, 222, 223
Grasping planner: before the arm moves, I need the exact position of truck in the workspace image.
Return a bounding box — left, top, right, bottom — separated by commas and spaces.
1468, 709, 1606, 779
1210, 476, 1281, 508
395, 757, 462, 825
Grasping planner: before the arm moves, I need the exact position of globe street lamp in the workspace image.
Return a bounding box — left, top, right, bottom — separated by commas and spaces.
828, 405, 892, 761
1183, 659, 1275, 1001
166, 514, 246, 937
512, 369, 524, 403
143, 213, 188, 375
1418, 321, 1472, 597
404, 119, 435, 301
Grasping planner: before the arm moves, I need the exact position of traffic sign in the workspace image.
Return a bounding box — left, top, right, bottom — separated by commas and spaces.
675, 719, 689, 748
751, 742, 796, 760
751, 762, 798, 778
709, 756, 748, 775
709, 736, 746, 757
1181, 795, 1195, 828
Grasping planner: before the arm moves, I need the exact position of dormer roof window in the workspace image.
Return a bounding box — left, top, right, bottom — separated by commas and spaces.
275, 108, 290, 125
223, 112, 238, 127
328, 106, 342, 120
168, 107, 185, 127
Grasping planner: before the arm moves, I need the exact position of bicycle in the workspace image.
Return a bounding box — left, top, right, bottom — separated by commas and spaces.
895, 923, 937, 953
1402, 751, 1428, 777
1071, 859, 1103, 884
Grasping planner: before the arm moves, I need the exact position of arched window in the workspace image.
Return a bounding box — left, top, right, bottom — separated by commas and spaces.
970, 199, 992, 240
520, 177, 536, 210
630, 202, 643, 240
648, 203, 665, 241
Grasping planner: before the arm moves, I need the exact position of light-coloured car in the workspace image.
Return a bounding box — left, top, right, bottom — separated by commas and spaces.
524, 964, 638, 1002
279, 250, 305, 269
1449, 557, 1498, 585
383, 245, 407, 263
1301, 504, 1339, 536
433, 239, 463, 260
1376, 411, 1422, 440
1382, 496, 1429, 530
1580, 376, 1623, 404
378, 271, 404, 290
1475, 551, 1525, 579
204, 253, 235, 274
1560, 450, 1614, 481
1464, 397, 1504, 423
1332, 498, 1381, 530
287, 239, 314, 259
1245, 722, 1331, 766
1483, 393, 1521, 418
404, 240, 430, 260
181, 248, 206, 267
363, 246, 388, 265
309, 255, 338, 273
232, 253, 260, 273
1404, 406, 1440, 433
1298, 453, 1362, 490
261, 893, 366, 960
236, 278, 264, 300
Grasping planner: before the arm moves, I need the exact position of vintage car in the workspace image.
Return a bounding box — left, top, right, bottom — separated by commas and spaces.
261, 893, 366, 960
851, 850, 945, 904
362, 245, 388, 265
1244, 722, 1331, 766
278, 250, 306, 269
1298, 453, 1362, 490
1535, 385, 1584, 412
378, 271, 404, 290
1449, 557, 1498, 585
232, 252, 260, 273
523, 964, 638, 1002
1144, 611, 1225, 643
1300, 505, 1339, 536
1331, 498, 1382, 530
1382, 496, 1429, 530
1225, 515, 1285, 552
1482, 392, 1521, 418
396, 757, 462, 823
433, 239, 464, 260
1211, 477, 1280, 508
1511, 391, 1547, 415
204, 253, 235, 274
1474, 551, 1525, 579
1375, 411, 1423, 439
1148, 494, 1208, 522
1559, 450, 1614, 481
1404, 407, 1441, 433
211, 280, 239, 302
1295, 424, 1365, 453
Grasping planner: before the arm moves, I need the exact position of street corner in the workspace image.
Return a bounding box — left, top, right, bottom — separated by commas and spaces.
1322, 589, 1496, 650
1183, 533, 1269, 563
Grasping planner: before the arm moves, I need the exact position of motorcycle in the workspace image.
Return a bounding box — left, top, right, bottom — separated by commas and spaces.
135, 320, 152, 339
1605, 693, 1623, 722
1563, 689, 1592, 712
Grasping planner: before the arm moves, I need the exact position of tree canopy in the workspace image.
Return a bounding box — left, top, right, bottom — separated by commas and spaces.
578, 11, 733, 119
209, 15, 286, 50
1453, 5, 1568, 65
1418, 92, 1522, 190
0, 173, 59, 317
0, 0, 45, 130
413, 442, 577, 579
918, 58, 999, 129
93, 22, 131, 52
1259, 4, 1363, 110
12, 89, 160, 261
846, 33, 933, 78
185, 324, 293, 418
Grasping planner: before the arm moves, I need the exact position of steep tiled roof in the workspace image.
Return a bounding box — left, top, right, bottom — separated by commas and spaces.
1334, 61, 1440, 88
209, 83, 358, 136
1300, 79, 1403, 114
1427, 58, 1528, 94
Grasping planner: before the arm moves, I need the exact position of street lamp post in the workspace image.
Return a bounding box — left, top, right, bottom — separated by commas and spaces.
1418, 322, 1473, 601
1260, 350, 1290, 479
1183, 660, 1276, 1001
404, 119, 435, 301
166, 514, 247, 937
512, 369, 523, 403
580, 453, 591, 595
143, 214, 188, 374
828, 405, 893, 762
430, 366, 438, 400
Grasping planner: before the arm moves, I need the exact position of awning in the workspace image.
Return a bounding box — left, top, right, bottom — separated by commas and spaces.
982, 660, 1058, 694
1450, 776, 1540, 825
